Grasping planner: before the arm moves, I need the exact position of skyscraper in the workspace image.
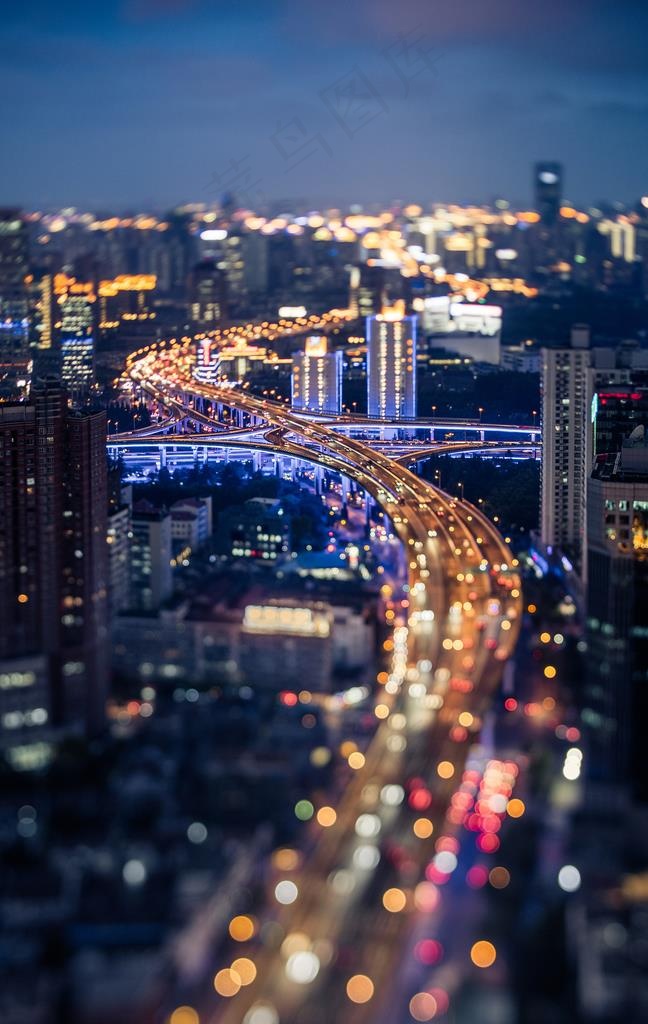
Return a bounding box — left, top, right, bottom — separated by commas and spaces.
188, 259, 229, 330
585, 440, 648, 802
61, 407, 109, 729
0, 209, 30, 398
97, 273, 157, 345
0, 381, 108, 755
54, 273, 96, 397
540, 327, 590, 566
291, 336, 342, 415
27, 266, 54, 353
540, 327, 646, 574
165, 208, 198, 298
592, 388, 648, 459
366, 303, 417, 419
534, 162, 563, 225
242, 230, 269, 297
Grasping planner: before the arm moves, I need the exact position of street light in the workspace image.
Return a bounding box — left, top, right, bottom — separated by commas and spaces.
478, 406, 484, 423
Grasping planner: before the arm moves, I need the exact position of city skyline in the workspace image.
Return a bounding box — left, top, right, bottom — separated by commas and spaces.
2, 6, 648, 1022
3, 1, 648, 209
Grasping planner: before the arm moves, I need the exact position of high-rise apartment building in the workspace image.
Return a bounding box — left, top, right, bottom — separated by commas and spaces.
54, 273, 96, 396
541, 326, 648, 574
0, 381, 108, 756
585, 442, 648, 802
540, 327, 591, 566
97, 274, 157, 343
242, 230, 269, 296
61, 408, 109, 729
366, 303, 417, 419
0, 209, 30, 398
592, 388, 648, 459
0, 209, 29, 350
107, 504, 131, 615
165, 208, 198, 298
27, 267, 54, 353
189, 259, 228, 330
107, 473, 132, 617
291, 336, 342, 415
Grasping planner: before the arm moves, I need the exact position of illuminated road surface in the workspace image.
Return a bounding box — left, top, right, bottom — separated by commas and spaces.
125, 328, 523, 1024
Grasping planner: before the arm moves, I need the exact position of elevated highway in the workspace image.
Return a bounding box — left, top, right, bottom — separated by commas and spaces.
124, 333, 524, 1023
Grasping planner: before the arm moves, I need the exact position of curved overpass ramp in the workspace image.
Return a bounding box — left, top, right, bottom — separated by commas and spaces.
125, 334, 523, 1024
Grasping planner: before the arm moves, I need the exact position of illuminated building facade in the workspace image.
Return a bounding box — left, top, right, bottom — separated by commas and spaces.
585, 444, 648, 801
0, 209, 30, 397
541, 329, 647, 574
366, 303, 417, 419
189, 259, 228, 329
27, 268, 54, 351
241, 602, 333, 691
0, 209, 29, 351
540, 327, 591, 567
423, 302, 503, 365
500, 344, 541, 373
291, 335, 342, 415
98, 274, 157, 340
193, 337, 221, 383
55, 273, 96, 394
170, 497, 212, 551
0, 381, 108, 756
592, 388, 648, 459
107, 504, 131, 615
219, 342, 267, 380
222, 499, 289, 562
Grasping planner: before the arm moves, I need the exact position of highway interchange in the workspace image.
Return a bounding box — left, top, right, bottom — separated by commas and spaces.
124, 320, 524, 1024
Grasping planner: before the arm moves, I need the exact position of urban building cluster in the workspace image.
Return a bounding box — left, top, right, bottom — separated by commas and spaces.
2, 161, 648, 1022
2, 162, 648, 403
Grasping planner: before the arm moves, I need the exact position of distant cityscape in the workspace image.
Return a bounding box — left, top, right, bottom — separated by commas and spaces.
1, 158, 648, 1024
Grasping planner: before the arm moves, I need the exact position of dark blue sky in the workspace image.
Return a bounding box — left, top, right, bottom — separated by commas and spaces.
2, 0, 647, 209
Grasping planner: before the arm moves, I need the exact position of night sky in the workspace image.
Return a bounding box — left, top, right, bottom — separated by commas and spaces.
3, 0, 647, 210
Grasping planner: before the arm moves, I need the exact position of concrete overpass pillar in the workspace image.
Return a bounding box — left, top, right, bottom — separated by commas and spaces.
159, 446, 167, 469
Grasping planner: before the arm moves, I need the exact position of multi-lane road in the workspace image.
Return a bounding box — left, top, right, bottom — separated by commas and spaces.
125, 331, 523, 1023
